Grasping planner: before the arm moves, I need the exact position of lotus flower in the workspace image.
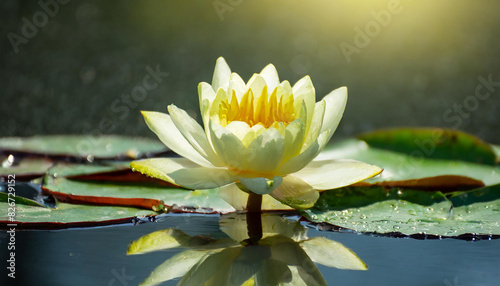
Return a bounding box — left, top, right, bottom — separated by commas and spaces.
131, 57, 381, 209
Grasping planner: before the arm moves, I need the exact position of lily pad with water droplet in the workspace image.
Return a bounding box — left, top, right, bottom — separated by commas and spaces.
303, 184, 500, 236
0, 156, 54, 181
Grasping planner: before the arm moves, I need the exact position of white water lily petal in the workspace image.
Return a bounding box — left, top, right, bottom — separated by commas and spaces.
276, 80, 292, 100
218, 183, 293, 211
300, 237, 367, 270
238, 176, 283, 195
292, 75, 314, 97
277, 131, 329, 176
198, 82, 216, 128
269, 175, 319, 209
141, 111, 212, 167
292, 76, 316, 133
130, 158, 237, 189
224, 121, 252, 142
282, 118, 306, 163
245, 127, 285, 173
246, 73, 267, 97
293, 159, 382, 190
209, 88, 229, 118
303, 100, 326, 150
241, 124, 266, 147
168, 105, 224, 167
259, 64, 280, 92
209, 121, 247, 171
227, 72, 247, 100
211, 57, 231, 92
320, 86, 347, 143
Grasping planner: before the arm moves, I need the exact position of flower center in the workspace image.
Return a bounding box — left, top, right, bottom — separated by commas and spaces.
218, 86, 296, 128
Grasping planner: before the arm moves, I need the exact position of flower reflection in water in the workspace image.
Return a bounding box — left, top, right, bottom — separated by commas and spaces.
127, 214, 366, 285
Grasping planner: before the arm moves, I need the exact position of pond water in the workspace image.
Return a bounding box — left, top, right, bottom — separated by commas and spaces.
2, 214, 499, 285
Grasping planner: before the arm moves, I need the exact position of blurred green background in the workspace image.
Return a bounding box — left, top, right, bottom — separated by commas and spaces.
1, 0, 499, 143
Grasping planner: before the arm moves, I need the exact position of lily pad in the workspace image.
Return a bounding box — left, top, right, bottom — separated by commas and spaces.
0, 135, 168, 160
358, 128, 497, 165
46, 161, 131, 178
44, 175, 234, 213
352, 175, 485, 193
303, 184, 500, 237
45, 160, 177, 187
0, 201, 157, 229
0, 156, 54, 181
319, 139, 500, 186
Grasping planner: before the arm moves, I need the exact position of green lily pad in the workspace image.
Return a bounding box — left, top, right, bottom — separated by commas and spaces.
320, 139, 500, 186
0, 156, 54, 181
46, 161, 132, 178
303, 184, 500, 236
358, 128, 497, 165
0, 135, 168, 160
44, 175, 234, 212
0, 201, 157, 226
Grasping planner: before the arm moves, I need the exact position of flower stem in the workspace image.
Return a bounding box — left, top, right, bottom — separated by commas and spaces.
246, 193, 263, 244
246, 192, 263, 213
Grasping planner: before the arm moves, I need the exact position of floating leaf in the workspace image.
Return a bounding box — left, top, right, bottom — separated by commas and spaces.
352, 175, 484, 193
319, 139, 500, 186
0, 135, 168, 160
47, 189, 166, 211
46, 161, 131, 178
358, 128, 496, 165
43, 175, 234, 213
0, 200, 157, 229
303, 184, 500, 236
0, 156, 53, 181
67, 168, 179, 187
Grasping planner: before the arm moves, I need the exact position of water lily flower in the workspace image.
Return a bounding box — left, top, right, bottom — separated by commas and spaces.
131, 57, 381, 209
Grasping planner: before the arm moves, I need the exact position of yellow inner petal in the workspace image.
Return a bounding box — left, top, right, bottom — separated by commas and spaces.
218, 86, 296, 128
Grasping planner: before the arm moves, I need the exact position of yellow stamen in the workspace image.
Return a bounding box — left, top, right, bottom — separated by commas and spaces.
218, 86, 296, 128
